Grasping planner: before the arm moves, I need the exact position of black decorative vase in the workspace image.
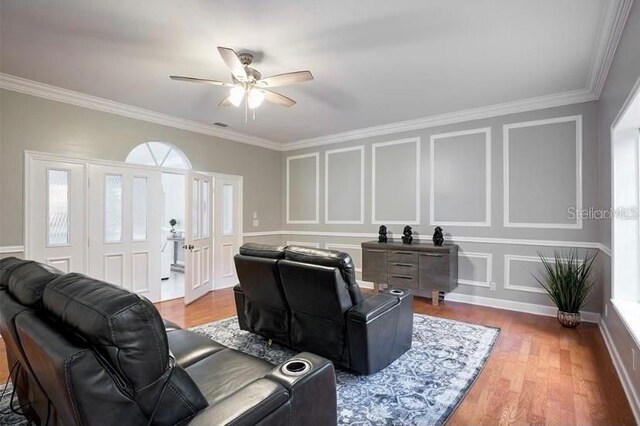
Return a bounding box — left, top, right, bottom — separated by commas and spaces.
432, 227, 444, 246
401, 226, 413, 244
378, 225, 388, 243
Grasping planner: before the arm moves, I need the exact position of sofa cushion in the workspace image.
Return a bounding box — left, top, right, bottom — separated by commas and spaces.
186, 348, 274, 405
168, 329, 226, 368
239, 243, 286, 259
0, 258, 62, 308
284, 246, 363, 303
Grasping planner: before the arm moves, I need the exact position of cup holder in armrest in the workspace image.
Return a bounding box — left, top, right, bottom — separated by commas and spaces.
389, 289, 404, 296
281, 359, 312, 376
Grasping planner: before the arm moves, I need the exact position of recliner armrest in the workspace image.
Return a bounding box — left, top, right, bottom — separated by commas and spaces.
265, 352, 337, 425
346, 293, 398, 323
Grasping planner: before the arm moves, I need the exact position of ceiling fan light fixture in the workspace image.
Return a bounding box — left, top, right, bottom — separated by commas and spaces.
248, 89, 265, 109
229, 86, 245, 107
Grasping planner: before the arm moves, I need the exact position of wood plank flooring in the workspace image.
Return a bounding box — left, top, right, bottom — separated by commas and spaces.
0, 289, 635, 425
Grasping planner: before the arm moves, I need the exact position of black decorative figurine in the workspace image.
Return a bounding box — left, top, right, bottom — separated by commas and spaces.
432, 226, 444, 246
401, 226, 413, 244
378, 225, 388, 243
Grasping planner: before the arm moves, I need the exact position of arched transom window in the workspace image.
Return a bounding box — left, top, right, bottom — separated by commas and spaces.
126, 142, 192, 170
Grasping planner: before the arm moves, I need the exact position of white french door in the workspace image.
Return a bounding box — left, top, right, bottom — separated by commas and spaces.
214, 175, 243, 289
88, 165, 162, 301
184, 172, 214, 304
26, 157, 86, 273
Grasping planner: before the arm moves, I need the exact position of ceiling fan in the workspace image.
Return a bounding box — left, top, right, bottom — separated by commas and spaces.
170, 47, 313, 120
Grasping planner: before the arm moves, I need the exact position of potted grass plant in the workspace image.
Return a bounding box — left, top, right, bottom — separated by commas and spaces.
534, 250, 597, 328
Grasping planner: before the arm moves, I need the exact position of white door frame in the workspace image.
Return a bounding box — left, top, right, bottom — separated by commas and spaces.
24, 150, 243, 298
212, 173, 244, 289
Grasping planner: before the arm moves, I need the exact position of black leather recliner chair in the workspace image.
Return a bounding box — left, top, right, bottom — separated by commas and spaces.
234, 244, 413, 375
0, 257, 338, 425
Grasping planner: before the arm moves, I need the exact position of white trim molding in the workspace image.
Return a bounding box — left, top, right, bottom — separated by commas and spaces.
503, 115, 583, 229
0, 73, 280, 151
0, 246, 25, 255
600, 317, 640, 424
325, 146, 365, 224
504, 254, 560, 294
244, 230, 610, 253
429, 127, 492, 227
1, 0, 631, 155
286, 153, 320, 224
458, 252, 493, 288
372, 138, 421, 225
286, 241, 321, 248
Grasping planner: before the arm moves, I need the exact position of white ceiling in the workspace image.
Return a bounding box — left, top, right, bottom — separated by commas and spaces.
0, 0, 616, 144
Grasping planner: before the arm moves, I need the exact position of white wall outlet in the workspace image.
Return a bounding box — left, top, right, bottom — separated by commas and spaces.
252, 219, 259, 227
490, 281, 496, 291
253, 211, 258, 219
633, 348, 637, 371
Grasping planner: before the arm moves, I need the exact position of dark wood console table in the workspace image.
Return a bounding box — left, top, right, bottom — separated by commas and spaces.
361, 241, 458, 305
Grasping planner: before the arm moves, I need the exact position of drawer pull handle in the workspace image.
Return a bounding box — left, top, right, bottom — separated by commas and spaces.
392, 263, 414, 267
391, 275, 414, 280
367, 249, 386, 253
392, 251, 413, 255
421, 253, 443, 257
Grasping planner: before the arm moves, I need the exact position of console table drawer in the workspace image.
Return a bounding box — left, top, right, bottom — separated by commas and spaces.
388, 250, 418, 264
388, 274, 419, 289
388, 262, 418, 276
419, 252, 452, 291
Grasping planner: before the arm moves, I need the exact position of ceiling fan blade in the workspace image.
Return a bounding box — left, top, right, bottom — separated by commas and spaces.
258, 71, 313, 87
262, 89, 296, 107
169, 76, 232, 87
217, 47, 247, 79
219, 97, 233, 107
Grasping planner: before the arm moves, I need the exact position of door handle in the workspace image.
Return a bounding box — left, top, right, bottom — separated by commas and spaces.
183, 244, 195, 251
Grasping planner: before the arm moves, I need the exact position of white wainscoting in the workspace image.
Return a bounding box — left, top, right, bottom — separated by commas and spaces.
503, 115, 583, 229
458, 252, 493, 288
429, 127, 492, 227
286, 152, 320, 224
325, 146, 365, 224
371, 137, 421, 225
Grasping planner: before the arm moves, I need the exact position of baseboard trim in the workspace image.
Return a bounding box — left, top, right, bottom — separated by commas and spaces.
599, 318, 640, 424
445, 292, 601, 323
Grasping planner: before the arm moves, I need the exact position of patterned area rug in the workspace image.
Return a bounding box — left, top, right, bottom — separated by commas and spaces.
192, 314, 499, 425
0, 314, 498, 425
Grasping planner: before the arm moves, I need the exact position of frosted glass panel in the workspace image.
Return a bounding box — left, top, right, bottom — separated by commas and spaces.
223, 184, 234, 236
125, 144, 156, 166
202, 180, 210, 238
48, 169, 69, 245
132, 177, 148, 240
192, 178, 200, 239
147, 142, 171, 165
104, 174, 123, 242
164, 149, 189, 169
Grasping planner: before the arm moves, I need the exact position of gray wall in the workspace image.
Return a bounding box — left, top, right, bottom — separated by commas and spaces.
281, 101, 603, 312
0, 89, 282, 246
597, 0, 640, 409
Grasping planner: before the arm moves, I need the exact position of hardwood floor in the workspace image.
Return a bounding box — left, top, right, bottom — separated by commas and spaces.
0, 289, 635, 425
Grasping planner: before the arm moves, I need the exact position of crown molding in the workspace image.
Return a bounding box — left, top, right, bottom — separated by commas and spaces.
0, 73, 282, 151
588, 0, 634, 98
282, 88, 597, 151
0, 1, 631, 153
280, 0, 632, 152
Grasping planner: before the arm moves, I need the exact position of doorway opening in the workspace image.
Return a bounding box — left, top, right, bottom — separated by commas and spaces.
161, 172, 186, 301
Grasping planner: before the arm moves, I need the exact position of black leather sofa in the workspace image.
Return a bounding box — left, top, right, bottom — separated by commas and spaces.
234, 244, 413, 375
0, 257, 337, 425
